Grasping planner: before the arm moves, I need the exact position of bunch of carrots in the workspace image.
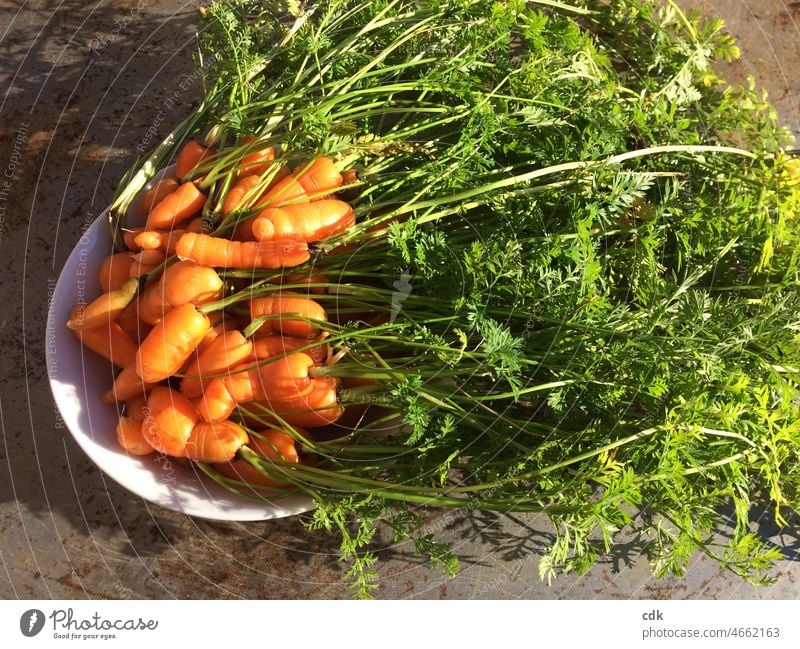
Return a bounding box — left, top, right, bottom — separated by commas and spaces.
66, 136, 357, 492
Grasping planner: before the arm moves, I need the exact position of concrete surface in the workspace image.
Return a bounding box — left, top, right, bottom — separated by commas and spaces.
0, 0, 799, 600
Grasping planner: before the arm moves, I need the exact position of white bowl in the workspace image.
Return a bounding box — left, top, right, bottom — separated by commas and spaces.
45, 167, 315, 520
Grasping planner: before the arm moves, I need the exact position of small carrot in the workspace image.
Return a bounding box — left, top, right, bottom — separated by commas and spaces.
186, 217, 208, 233
129, 249, 166, 278
138, 177, 180, 217
196, 317, 239, 353
99, 253, 136, 292
138, 284, 169, 326
251, 199, 354, 242
214, 430, 301, 488
176, 140, 216, 179
125, 394, 149, 421
71, 315, 139, 368
180, 330, 253, 398
184, 420, 249, 463
258, 173, 309, 208
245, 351, 317, 399
116, 417, 155, 456
223, 166, 293, 218
250, 332, 328, 366
237, 136, 275, 177
222, 174, 262, 217
231, 219, 256, 241
123, 227, 147, 250
134, 230, 177, 254
146, 182, 207, 230
195, 352, 317, 422
134, 217, 207, 255
249, 295, 327, 338
265, 377, 344, 428
213, 457, 280, 488
138, 261, 223, 325
131, 230, 162, 251
116, 296, 154, 342
67, 278, 139, 331
142, 387, 199, 456
135, 303, 212, 383
251, 429, 301, 463
176, 232, 310, 268
341, 168, 359, 185
336, 168, 362, 202
102, 364, 157, 404
294, 156, 343, 198
163, 261, 222, 307
193, 375, 241, 422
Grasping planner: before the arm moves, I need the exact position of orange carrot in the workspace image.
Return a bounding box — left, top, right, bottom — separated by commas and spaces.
161, 261, 222, 307
123, 227, 147, 250
249, 295, 327, 338
71, 315, 138, 368
126, 395, 149, 421
142, 387, 199, 456
340, 168, 359, 187
134, 230, 175, 254
251, 199, 354, 242
135, 303, 212, 383
213, 457, 271, 487
196, 317, 238, 354
134, 217, 207, 255
176, 232, 310, 268
244, 351, 317, 400
213, 457, 279, 488
184, 420, 248, 463
116, 417, 155, 455
251, 430, 301, 463
195, 352, 317, 422
265, 377, 344, 428
222, 167, 290, 219
180, 330, 253, 398
237, 136, 276, 177
146, 182, 207, 230
336, 168, 361, 202
132, 230, 162, 251
294, 156, 343, 198
116, 296, 154, 342
258, 173, 309, 209
129, 250, 166, 278
99, 253, 136, 292
138, 261, 223, 325
176, 140, 215, 179
222, 174, 262, 217
193, 375, 242, 422
250, 332, 328, 366
213, 430, 301, 488
138, 177, 180, 217
102, 364, 157, 404
67, 278, 139, 331
231, 219, 256, 241
185, 216, 208, 233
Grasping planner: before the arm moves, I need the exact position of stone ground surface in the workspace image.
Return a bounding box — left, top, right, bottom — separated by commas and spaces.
1, 0, 799, 600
